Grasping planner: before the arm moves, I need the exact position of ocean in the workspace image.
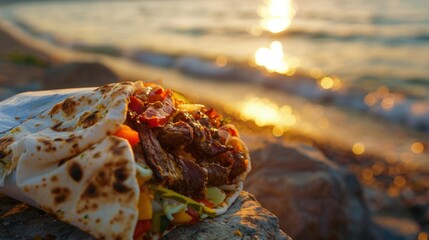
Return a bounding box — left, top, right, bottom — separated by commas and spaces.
0, 0, 428, 164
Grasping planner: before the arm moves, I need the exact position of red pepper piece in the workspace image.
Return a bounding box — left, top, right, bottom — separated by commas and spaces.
195, 199, 215, 208
185, 207, 200, 225
129, 96, 145, 115
133, 219, 152, 239
227, 127, 238, 137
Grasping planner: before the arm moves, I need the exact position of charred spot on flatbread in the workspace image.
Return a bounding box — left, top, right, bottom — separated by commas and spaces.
51, 175, 58, 182
113, 162, 131, 194
58, 156, 74, 167
65, 134, 83, 143
49, 103, 62, 115
95, 84, 114, 94
82, 183, 99, 199
95, 169, 112, 186
78, 111, 101, 129
51, 187, 71, 205
38, 138, 56, 152
61, 97, 78, 117
82, 168, 111, 200
51, 122, 74, 132
0, 137, 13, 155
69, 162, 83, 182
110, 139, 128, 156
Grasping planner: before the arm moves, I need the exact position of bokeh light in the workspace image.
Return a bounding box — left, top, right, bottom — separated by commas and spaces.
352, 143, 365, 155
411, 142, 424, 154
215, 55, 228, 67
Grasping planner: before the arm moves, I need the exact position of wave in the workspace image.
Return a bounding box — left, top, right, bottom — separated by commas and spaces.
127, 49, 429, 133
6, 18, 429, 134
273, 27, 429, 45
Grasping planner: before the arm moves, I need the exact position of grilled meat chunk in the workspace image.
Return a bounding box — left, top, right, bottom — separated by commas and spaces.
202, 163, 230, 186
156, 121, 193, 151
133, 121, 206, 197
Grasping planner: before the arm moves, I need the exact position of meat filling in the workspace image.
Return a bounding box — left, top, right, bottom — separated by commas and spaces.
127, 87, 247, 198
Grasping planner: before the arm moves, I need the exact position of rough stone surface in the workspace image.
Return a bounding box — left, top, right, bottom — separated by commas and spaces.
243, 134, 379, 240
41, 62, 119, 90
0, 191, 289, 240
164, 191, 290, 240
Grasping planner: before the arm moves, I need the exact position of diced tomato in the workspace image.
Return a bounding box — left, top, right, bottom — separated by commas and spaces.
133, 219, 152, 239
113, 124, 140, 146
195, 199, 215, 208
129, 96, 145, 114
185, 207, 200, 225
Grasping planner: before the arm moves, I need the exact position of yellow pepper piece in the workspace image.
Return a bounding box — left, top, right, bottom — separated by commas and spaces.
138, 186, 153, 220
172, 210, 193, 225
137, 175, 145, 186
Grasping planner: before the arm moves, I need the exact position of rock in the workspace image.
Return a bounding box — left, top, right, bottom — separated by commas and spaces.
0, 191, 289, 240
164, 191, 290, 240
243, 134, 378, 240
41, 62, 119, 90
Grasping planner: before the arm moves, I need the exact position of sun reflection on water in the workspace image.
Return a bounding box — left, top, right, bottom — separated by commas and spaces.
258, 0, 296, 33
364, 87, 405, 110
255, 41, 289, 74
254, 41, 298, 75
235, 96, 297, 136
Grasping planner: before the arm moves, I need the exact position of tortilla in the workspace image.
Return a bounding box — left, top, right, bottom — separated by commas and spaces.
0, 81, 251, 239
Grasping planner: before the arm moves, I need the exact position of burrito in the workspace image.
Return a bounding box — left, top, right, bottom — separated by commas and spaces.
0, 81, 251, 239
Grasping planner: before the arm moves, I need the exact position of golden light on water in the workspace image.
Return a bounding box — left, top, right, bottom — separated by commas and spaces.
364, 87, 404, 110
254, 41, 292, 74
364, 93, 377, 106
215, 55, 228, 67
352, 143, 365, 155
381, 97, 394, 110
237, 96, 296, 131
258, 0, 297, 33
411, 142, 424, 154
320, 77, 334, 90
317, 75, 342, 90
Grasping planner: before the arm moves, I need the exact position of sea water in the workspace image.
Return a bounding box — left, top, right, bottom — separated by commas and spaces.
0, 0, 428, 165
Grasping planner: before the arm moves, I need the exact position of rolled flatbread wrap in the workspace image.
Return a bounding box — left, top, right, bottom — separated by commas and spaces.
0, 81, 251, 240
